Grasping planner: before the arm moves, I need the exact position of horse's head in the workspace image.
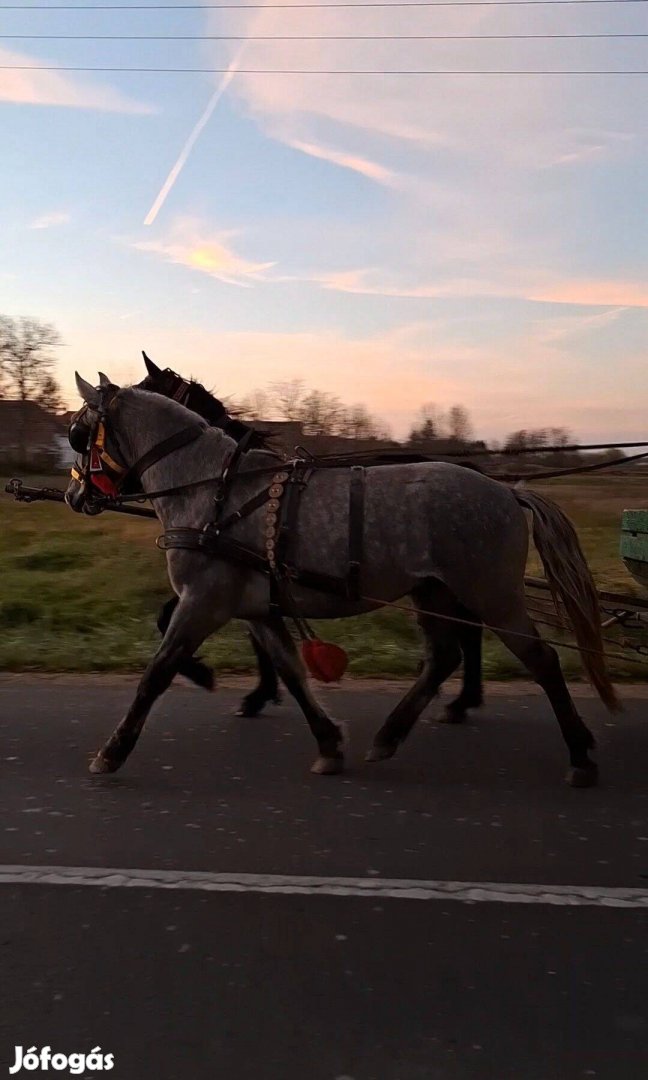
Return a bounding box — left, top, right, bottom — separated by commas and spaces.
65, 371, 206, 514
65, 373, 129, 513
138, 351, 271, 450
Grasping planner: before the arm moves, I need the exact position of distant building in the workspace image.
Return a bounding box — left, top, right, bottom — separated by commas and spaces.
0, 400, 69, 470
250, 419, 396, 457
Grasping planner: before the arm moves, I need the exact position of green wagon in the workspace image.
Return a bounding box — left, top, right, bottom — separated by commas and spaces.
621, 510, 648, 592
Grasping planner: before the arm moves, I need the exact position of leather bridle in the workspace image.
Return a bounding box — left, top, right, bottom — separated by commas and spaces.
67, 388, 204, 511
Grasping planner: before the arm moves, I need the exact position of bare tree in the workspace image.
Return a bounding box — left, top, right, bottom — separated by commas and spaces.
0, 316, 63, 464
0, 317, 62, 400
299, 390, 344, 436
271, 379, 306, 422
448, 405, 473, 443
236, 388, 272, 421
504, 429, 529, 453
36, 374, 65, 414
408, 403, 447, 444
548, 427, 571, 448
340, 404, 385, 440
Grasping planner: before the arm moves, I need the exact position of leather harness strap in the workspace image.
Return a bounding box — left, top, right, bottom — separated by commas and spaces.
126, 426, 204, 485
158, 459, 367, 605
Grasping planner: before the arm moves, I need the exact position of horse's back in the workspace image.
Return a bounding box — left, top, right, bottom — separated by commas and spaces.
287, 460, 529, 613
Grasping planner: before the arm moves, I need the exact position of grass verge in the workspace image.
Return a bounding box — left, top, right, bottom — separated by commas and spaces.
1, 473, 646, 678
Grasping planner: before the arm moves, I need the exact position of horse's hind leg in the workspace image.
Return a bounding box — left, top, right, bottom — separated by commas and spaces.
249, 617, 345, 774
236, 631, 282, 717
89, 595, 226, 774
366, 582, 464, 762
494, 609, 597, 787
442, 621, 484, 724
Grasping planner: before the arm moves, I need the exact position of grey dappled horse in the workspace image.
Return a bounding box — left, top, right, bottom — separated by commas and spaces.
66, 374, 617, 786
137, 354, 484, 723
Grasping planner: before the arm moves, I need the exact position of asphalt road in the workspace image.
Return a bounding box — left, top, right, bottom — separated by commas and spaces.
1, 677, 647, 1080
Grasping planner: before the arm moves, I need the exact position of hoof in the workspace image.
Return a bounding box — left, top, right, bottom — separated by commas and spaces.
439, 707, 468, 725
236, 694, 273, 718
311, 755, 344, 775
565, 762, 599, 788
235, 702, 264, 717
365, 742, 398, 763
88, 753, 120, 775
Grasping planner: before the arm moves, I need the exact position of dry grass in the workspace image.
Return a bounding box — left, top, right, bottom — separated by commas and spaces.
1, 471, 647, 679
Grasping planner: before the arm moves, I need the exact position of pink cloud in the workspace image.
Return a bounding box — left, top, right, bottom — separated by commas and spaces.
529, 280, 648, 309
0, 47, 152, 113
132, 218, 275, 286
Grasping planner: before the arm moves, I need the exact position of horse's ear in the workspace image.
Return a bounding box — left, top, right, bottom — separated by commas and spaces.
75, 372, 100, 408
98, 372, 112, 388
142, 351, 162, 377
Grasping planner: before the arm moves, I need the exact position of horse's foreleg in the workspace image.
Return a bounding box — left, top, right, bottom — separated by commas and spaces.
249, 617, 345, 774
236, 631, 282, 717
90, 595, 226, 774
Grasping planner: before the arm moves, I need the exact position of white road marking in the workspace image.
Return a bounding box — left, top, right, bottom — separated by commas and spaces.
1, 865, 647, 908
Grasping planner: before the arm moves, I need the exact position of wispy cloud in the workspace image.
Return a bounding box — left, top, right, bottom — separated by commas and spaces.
29, 211, 70, 230
528, 280, 648, 309
314, 268, 648, 309
0, 47, 152, 113
281, 135, 396, 185
535, 307, 628, 343
538, 128, 635, 170
132, 218, 275, 286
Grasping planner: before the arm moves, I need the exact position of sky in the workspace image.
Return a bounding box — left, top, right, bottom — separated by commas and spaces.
0, 0, 647, 442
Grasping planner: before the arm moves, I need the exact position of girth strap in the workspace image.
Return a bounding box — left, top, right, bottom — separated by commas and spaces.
275, 461, 312, 576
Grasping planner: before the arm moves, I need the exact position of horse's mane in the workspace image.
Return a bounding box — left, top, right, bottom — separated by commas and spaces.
139, 368, 276, 453
185, 380, 277, 452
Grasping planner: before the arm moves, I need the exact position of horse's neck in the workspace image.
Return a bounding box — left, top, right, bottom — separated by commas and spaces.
116, 394, 232, 494
149, 427, 233, 488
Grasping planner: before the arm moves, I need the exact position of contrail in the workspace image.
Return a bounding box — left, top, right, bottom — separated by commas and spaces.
143, 49, 246, 226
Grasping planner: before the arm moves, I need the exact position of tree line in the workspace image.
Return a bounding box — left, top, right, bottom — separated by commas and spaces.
0, 315, 624, 468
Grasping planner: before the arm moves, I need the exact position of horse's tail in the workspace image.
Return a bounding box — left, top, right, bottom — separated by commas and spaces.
513, 488, 619, 712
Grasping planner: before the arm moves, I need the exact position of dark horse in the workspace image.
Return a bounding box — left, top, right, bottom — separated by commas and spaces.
137, 353, 485, 722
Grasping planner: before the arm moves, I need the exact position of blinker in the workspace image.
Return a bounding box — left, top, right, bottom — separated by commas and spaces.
68, 418, 91, 454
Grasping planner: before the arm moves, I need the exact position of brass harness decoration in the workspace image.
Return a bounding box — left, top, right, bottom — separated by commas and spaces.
264, 471, 290, 574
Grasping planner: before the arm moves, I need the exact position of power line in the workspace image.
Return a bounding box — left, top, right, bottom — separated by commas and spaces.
1, 0, 647, 8
2, 63, 647, 70
4, 31, 648, 38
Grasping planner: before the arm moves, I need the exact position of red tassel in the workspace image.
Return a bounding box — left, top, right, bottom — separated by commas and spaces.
301, 638, 348, 683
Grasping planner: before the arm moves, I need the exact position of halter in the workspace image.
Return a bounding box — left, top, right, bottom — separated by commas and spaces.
158, 367, 193, 407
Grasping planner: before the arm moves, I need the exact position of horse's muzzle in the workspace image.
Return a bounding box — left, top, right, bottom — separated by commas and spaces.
65, 475, 85, 512
65, 475, 102, 514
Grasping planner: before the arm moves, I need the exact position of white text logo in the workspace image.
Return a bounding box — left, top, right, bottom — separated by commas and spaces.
9, 1047, 114, 1074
